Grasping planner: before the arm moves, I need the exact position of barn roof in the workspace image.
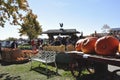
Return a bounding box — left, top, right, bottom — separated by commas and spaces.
42, 29, 80, 35
110, 28, 120, 31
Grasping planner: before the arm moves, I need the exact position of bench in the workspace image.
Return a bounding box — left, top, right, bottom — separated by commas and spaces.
30, 50, 58, 76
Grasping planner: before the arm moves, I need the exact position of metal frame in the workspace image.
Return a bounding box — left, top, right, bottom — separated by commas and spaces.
30, 50, 58, 76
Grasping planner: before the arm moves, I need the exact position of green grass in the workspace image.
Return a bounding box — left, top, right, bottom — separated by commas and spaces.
0, 61, 76, 80
18, 44, 32, 50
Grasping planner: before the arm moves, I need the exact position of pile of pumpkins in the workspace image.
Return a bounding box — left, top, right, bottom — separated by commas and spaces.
75, 35, 120, 56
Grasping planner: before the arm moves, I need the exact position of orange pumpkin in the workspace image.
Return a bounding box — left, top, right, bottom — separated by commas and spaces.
11, 49, 22, 60
118, 43, 120, 53
95, 36, 119, 56
75, 39, 85, 51
81, 37, 98, 54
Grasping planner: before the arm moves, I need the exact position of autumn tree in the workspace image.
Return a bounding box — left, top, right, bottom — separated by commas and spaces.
0, 0, 42, 39
0, 0, 30, 27
101, 24, 111, 33
19, 10, 42, 40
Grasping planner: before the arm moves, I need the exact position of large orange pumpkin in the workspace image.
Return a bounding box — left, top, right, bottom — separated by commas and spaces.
81, 37, 98, 54
95, 36, 119, 56
118, 43, 120, 53
75, 39, 85, 51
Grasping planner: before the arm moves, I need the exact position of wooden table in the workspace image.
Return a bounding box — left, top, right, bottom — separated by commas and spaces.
65, 51, 120, 79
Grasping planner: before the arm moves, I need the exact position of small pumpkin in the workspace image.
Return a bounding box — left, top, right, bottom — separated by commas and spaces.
75, 39, 85, 51
95, 36, 119, 56
33, 50, 39, 54
81, 37, 98, 54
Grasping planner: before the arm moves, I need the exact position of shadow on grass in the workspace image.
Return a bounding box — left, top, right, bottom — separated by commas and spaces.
76, 74, 104, 80
0, 73, 21, 80
76, 70, 120, 80
0, 60, 29, 66
30, 66, 61, 78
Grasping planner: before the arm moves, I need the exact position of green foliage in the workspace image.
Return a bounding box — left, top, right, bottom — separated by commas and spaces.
19, 10, 42, 40
18, 43, 32, 50
0, 0, 42, 40
0, 0, 30, 27
6, 37, 17, 41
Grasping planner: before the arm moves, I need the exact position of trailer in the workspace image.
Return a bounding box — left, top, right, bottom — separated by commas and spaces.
66, 51, 120, 80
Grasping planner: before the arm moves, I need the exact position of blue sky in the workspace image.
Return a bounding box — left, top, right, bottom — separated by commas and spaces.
0, 0, 120, 40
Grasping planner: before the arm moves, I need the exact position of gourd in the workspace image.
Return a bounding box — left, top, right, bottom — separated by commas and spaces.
75, 39, 84, 51
118, 43, 120, 53
81, 37, 98, 54
95, 36, 119, 56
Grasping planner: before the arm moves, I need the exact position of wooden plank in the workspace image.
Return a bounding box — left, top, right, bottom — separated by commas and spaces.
65, 51, 120, 66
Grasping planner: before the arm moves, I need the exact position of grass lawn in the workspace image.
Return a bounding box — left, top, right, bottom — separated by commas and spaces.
0, 61, 76, 80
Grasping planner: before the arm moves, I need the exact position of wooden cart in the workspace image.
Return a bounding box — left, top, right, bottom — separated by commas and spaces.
66, 51, 120, 79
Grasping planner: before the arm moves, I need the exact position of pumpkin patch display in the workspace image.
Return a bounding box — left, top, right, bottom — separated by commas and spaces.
75, 39, 85, 51
11, 49, 22, 61
95, 36, 119, 56
81, 37, 98, 54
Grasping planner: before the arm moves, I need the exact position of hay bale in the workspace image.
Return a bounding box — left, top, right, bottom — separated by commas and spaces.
66, 44, 75, 51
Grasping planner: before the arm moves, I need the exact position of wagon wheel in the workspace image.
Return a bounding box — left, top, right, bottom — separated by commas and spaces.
84, 61, 95, 74
69, 60, 95, 78
86, 66, 95, 74
69, 61, 82, 78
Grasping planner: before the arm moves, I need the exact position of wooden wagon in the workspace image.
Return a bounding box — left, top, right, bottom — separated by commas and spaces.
65, 51, 120, 80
